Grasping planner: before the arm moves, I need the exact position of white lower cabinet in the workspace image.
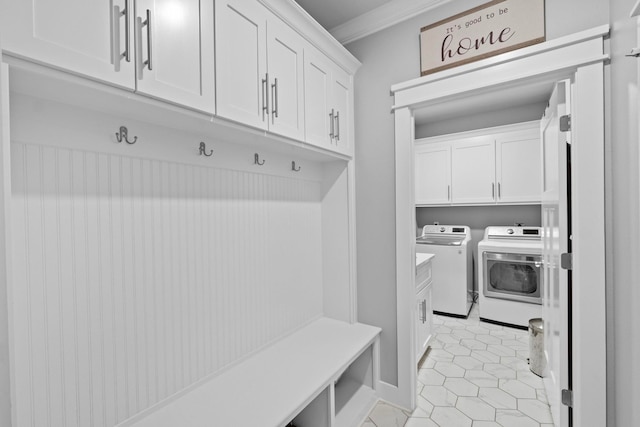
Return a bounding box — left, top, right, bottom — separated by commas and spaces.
416, 284, 433, 360
416, 256, 434, 361
415, 121, 541, 206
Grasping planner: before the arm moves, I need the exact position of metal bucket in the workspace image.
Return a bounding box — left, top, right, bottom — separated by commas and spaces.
528, 318, 546, 377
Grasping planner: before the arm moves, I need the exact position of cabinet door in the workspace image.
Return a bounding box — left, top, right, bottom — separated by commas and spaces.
215, 0, 267, 129
134, 0, 214, 113
331, 66, 353, 156
496, 132, 542, 203
451, 138, 496, 204
415, 143, 451, 205
0, 0, 135, 89
304, 48, 333, 148
416, 284, 433, 359
266, 17, 305, 140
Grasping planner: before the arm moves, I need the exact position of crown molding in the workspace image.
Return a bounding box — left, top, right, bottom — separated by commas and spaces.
259, 0, 361, 73
329, 0, 453, 45
631, 0, 640, 17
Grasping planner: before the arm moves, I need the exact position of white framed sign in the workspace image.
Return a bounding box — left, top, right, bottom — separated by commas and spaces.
420, 0, 545, 76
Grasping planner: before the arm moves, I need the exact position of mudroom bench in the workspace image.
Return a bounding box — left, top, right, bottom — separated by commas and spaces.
116, 318, 381, 427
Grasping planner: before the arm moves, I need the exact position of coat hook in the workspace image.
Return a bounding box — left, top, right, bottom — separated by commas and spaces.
115, 126, 138, 144
199, 141, 213, 157
291, 161, 301, 172
254, 153, 265, 165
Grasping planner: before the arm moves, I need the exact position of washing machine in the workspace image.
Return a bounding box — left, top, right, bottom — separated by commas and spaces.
416, 225, 473, 317
477, 226, 543, 328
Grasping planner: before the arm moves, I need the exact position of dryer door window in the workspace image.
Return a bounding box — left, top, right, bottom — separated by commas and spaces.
483, 252, 542, 304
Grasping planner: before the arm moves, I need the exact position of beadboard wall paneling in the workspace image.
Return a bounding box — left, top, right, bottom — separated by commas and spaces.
9, 139, 324, 426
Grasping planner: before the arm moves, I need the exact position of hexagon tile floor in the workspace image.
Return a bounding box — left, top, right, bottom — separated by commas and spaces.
360, 304, 554, 427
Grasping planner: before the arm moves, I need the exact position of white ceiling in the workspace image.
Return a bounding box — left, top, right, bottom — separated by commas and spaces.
293, 0, 392, 30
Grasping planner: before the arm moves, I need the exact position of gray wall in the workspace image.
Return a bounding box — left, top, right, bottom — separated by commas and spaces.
346, 0, 613, 397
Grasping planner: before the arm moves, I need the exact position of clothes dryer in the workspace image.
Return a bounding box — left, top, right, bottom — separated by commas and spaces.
477, 226, 543, 328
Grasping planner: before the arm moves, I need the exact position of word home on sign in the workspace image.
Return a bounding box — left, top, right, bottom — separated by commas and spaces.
420, 0, 545, 76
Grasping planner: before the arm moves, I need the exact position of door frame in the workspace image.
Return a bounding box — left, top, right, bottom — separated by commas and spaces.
389, 25, 608, 426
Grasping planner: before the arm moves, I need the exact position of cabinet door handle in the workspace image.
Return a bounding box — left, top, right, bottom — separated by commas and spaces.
262, 74, 269, 120
144, 9, 153, 70
111, 3, 131, 70
329, 109, 335, 140
124, 1, 131, 63
498, 182, 501, 198
137, 9, 153, 74
492, 182, 495, 199
422, 300, 427, 323
447, 185, 450, 201
111, 5, 122, 71
271, 77, 278, 119
334, 111, 340, 141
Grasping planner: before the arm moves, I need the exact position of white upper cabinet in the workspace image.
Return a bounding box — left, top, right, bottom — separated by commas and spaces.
215, 0, 267, 128
304, 49, 332, 148
415, 142, 451, 205
415, 121, 541, 206
134, 0, 215, 112
215, 0, 305, 141
495, 128, 542, 204
266, 17, 306, 141
304, 47, 354, 156
0, 0, 135, 89
0, 0, 215, 112
331, 66, 353, 156
451, 137, 496, 204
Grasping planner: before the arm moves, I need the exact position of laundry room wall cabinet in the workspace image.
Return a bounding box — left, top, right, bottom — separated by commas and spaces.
415, 121, 541, 206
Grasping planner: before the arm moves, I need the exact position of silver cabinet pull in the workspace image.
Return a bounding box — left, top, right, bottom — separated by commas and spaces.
447, 185, 450, 201
498, 182, 501, 198
334, 111, 340, 141
111, 3, 131, 70
492, 182, 495, 199
124, 2, 131, 62
136, 9, 153, 74
111, 5, 122, 70
329, 109, 335, 140
271, 78, 278, 119
262, 73, 269, 120
143, 9, 153, 70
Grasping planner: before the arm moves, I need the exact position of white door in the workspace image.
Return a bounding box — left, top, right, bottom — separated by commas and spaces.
451, 137, 495, 204
265, 17, 305, 140
331, 66, 352, 156
415, 143, 451, 205
134, 0, 215, 113
541, 80, 571, 427
215, 0, 267, 129
0, 0, 135, 89
304, 48, 332, 148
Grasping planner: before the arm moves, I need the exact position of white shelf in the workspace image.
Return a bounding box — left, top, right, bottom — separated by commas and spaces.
334, 378, 377, 427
